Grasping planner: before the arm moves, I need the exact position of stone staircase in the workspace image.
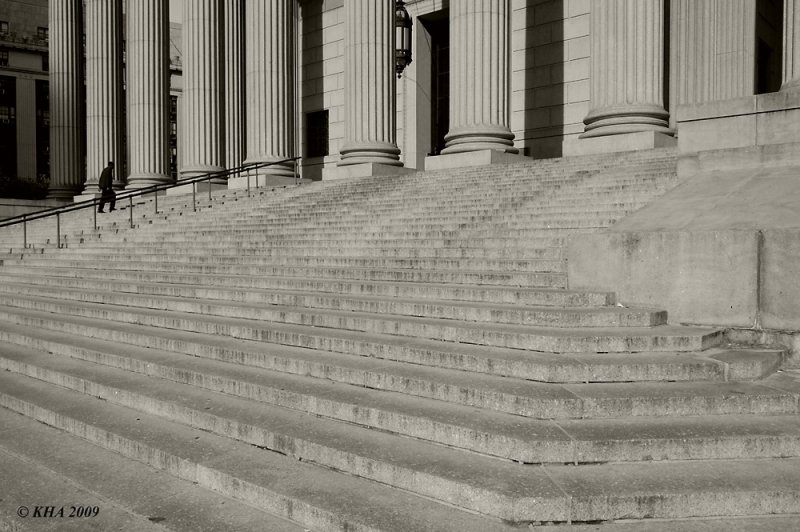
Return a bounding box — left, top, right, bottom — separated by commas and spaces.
0, 148, 799, 531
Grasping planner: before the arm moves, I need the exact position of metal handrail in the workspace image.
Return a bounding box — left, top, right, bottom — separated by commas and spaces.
0, 157, 301, 249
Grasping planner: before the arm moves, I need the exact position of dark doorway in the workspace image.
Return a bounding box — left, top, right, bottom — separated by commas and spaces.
421, 12, 449, 155
755, 0, 783, 94
0, 75, 17, 178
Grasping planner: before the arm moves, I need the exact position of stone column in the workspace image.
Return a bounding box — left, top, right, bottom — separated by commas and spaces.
784, 0, 800, 91
245, 0, 295, 178
338, 0, 402, 166
669, 0, 715, 111
581, 0, 672, 138
182, 0, 223, 179
713, 0, 756, 100
441, 0, 516, 154
224, 0, 245, 169
84, 0, 124, 193
47, 0, 84, 199
126, 0, 171, 189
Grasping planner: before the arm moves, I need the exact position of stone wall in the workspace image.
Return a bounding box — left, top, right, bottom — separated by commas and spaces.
510, 0, 591, 158
299, 0, 345, 180
568, 229, 800, 333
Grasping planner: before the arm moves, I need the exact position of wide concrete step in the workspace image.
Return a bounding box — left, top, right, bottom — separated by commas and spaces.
0, 258, 568, 288
3, 313, 768, 428
79, 234, 570, 250
0, 410, 303, 532
0, 291, 720, 353
72, 240, 565, 259
0, 309, 782, 391
0, 265, 607, 307
150, 206, 643, 227
1, 344, 799, 524
7, 249, 568, 273
0, 373, 515, 530
109, 226, 601, 242
51, 242, 566, 259
0, 329, 796, 461
0, 279, 663, 328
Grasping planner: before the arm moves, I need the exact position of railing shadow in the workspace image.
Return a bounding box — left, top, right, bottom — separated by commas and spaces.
0, 158, 301, 249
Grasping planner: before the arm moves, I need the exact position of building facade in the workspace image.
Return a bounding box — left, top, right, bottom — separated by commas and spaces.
17, 0, 800, 196
0, 0, 50, 185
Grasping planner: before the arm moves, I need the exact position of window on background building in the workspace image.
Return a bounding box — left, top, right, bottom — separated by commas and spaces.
42, 53, 48, 71
169, 95, 178, 179
0, 50, 8, 67
306, 110, 329, 158
37, 27, 48, 42
0, 76, 17, 177
0, 21, 8, 37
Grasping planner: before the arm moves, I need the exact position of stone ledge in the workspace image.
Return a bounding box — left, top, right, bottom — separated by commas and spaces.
424, 150, 528, 171
563, 131, 676, 156
322, 163, 414, 181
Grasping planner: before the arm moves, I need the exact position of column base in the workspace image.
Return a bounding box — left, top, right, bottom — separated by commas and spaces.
181, 165, 226, 185
228, 174, 311, 189
322, 163, 414, 181
166, 181, 228, 196
126, 174, 173, 191
580, 104, 673, 138
563, 131, 677, 157
425, 150, 528, 171
73, 192, 102, 204
441, 125, 518, 155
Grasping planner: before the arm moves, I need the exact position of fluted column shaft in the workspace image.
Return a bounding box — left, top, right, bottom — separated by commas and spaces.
48, 0, 84, 199
224, 0, 245, 169
182, 0, 223, 179
245, 0, 294, 177
784, 0, 800, 90
84, 0, 124, 192
582, 0, 671, 138
441, 0, 516, 154
126, 0, 171, 189
338, 0, 401, 166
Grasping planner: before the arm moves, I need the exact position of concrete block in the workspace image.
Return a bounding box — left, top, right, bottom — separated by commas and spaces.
567, 36, 590, 60
761, 230, 800, 331
227, 175, 306, 190
756, 105, 800, 146
424, 150, 529, 171
321, 163, 414, 181
677, 114, 756, 153
567, 230, 759, 327
677, 96, 758, 122
563, 131, 676, 156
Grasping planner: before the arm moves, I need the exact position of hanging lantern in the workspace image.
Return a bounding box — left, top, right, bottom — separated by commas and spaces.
395, 0, 412, 78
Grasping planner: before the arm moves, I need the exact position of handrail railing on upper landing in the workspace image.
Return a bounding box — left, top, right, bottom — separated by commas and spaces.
0, 158, 301, 250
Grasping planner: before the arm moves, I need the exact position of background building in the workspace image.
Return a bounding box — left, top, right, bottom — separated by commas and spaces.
0, 0, 50, 186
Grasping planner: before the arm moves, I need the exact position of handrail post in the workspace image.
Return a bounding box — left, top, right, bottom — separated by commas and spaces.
22, 214, 27, 249
208, 178, 212, 201
294, 159, 299, 185
247, 167, 251, 196
129, 195, 133, 228
192, 182, 197, 212
93, 198, 97, 231
56, 212, 61, 249
154, 186, 158, 214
